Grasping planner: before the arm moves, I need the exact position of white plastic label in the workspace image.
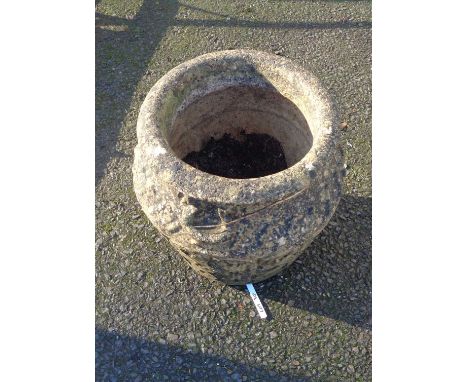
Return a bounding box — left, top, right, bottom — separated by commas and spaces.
246, 283, 267, 319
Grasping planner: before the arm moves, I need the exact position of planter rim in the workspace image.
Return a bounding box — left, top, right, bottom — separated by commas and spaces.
135, 49, 339, 206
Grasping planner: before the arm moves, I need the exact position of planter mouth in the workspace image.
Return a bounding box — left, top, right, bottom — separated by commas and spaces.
136, 49, 338, 206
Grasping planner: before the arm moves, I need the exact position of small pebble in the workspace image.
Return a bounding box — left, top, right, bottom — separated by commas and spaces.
167, 333, 179, 342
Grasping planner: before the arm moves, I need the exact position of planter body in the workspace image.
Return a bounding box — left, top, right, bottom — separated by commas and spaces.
133, 50, 344, 285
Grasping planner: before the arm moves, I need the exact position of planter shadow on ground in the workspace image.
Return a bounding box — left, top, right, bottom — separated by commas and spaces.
232, 195, 371, 329
95, 328, 306, 381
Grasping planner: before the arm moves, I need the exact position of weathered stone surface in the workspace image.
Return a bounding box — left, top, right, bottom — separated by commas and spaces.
133, 50, 344, 285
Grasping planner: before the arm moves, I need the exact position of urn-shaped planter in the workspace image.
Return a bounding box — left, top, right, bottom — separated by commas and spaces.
133, 50, 344, 285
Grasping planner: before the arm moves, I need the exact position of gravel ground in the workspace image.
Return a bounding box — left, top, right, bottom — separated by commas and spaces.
96, 0, 372, 380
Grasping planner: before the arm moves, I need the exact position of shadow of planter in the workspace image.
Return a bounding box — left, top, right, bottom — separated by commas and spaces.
232, 195, 371, 329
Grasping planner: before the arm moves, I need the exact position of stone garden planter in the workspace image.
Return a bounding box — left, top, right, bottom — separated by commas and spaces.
133, 50, 344, 285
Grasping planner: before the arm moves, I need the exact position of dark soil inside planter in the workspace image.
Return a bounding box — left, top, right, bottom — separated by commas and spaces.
183, 132, 288, 179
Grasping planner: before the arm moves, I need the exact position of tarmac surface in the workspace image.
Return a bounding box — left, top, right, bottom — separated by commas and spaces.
96, 1, 372, 380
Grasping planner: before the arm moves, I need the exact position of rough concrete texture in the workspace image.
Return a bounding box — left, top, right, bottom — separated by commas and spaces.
96, 0, 371, 380
133, 50, 345, 284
